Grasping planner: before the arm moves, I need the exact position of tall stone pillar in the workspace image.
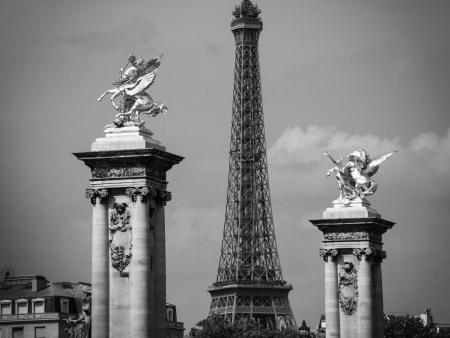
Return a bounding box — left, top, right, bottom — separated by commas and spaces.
356, 251, 373, 338
310, 198, 394, 338
86, 188, 110, 338
126, 186, 152, 338
373, 258, 385, 338
321, 250, 339, 338
75, 125, 183, 338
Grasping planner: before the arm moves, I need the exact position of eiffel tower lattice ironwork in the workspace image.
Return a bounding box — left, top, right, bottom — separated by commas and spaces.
207, 0, 297, 330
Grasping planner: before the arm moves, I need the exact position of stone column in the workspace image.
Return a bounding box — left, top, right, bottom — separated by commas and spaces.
321, 249, 340, 338
86, 188, 110, 338
127, 186, 153, 338
373, 254, 386, 338
154, 192, 170, 337
356, 249, 373, 338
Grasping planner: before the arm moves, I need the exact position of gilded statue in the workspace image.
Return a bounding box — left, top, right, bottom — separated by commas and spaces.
97, 54, 167, 127
324, 148, 397, 201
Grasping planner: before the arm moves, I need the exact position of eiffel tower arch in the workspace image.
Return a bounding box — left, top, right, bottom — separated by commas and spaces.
207, 0, 297, 331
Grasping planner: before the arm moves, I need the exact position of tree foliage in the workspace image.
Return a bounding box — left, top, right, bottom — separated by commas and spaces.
190, 315, 302, 338
384, 314, 450, 338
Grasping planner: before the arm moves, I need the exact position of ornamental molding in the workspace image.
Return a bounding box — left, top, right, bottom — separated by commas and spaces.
91, 166, 166, 181
338, 262, 358, 316
319, 249, 338, 262
85, 188, 109, 205
109, 203, 132, 273
324, 232, 368, 241
353, 248, 386, 261
92, 167, 145, 178
125, 186, 156, 202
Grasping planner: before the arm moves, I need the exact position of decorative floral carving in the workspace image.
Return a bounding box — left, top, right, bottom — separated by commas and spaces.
125, 186, 156, 202
324, 232, 369, 241
109, 203, 132, 273
353, 248, 386, 261
158, 191, 172, 206
85, 188, 108, 205
319, 249, 338, 262
338, 262, 358, 316
92, 167, 146, 178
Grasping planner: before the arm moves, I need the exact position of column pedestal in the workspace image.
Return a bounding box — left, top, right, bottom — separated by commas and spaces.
311, 199, 394, 338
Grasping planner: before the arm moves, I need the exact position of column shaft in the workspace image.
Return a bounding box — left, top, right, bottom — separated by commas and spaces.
92, 200, 110, 338
325, 259, 340, 338
358, 257, 373, 338
373, 262, 384, 338
130, 196, 152, 338
153, 206, 166, 337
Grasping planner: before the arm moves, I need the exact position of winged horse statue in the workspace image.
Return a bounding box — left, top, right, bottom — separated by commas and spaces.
324, 148, 397, 201
97, 54, 167, 127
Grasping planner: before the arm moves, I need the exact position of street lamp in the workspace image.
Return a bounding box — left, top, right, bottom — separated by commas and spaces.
299, 320, 310, 337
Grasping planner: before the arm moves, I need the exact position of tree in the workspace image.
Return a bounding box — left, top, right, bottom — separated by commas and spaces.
384, 314, 450, 338
190, 315, 303, 338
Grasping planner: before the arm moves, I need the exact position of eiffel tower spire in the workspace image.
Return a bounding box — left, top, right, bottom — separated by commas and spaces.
207, 0, 297, 330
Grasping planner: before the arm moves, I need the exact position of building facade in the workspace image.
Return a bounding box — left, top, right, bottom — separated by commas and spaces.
0, 274, 90, 338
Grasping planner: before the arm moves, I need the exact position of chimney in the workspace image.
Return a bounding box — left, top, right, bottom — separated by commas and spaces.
32, 276, 48, 292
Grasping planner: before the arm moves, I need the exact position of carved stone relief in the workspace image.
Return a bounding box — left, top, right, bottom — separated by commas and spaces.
91, 166, 166, 180
319, 249, 338, 262
85, 188, 108, 205
109, 203, 132, 273
125, 186, 156, 202
324, 232, 368, 241
353, 248, 386, 262
92, 167, 146, 178
338, 262, 358, 316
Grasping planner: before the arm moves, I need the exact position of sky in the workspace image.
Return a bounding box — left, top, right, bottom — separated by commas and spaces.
0, 0, 449, 332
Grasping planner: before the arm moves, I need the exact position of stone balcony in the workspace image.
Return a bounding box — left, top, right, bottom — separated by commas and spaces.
0, 312, 60, 322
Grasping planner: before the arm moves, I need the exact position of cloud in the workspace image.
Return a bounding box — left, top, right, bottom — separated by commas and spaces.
267, 125, 401, 167
409, 128, 450, 174
267, 125, 450, 175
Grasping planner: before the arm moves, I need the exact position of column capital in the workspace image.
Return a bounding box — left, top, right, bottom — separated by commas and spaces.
85, 188, 109, 205
125, 186, 157, 202
353, 248, 386, 261
158, 190, 172, 206
320, 248, 338, 262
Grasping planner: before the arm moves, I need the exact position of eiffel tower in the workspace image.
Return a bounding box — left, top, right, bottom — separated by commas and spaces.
207, 0, 297, 330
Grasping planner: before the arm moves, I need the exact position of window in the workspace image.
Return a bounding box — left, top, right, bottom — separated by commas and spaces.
15, 299, 28, 314
32, 299, 45, 314
12, 327, 24, 338
0, 300, 12, 315
35, 326, 46, 338
60, 298, 69, 313
167, 307, 174, 322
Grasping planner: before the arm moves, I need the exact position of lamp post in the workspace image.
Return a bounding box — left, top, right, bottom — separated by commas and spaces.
299, 320, 311, 338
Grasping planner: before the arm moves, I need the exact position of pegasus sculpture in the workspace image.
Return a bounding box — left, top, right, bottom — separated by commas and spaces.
97, 54, 167, 127
325, 148, 397, 201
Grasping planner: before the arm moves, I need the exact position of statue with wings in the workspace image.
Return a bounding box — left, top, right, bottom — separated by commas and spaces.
97, 54, 167, 127
324, 148, 397, 201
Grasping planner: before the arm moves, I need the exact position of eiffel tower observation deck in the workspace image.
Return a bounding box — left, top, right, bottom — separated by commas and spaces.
207, 0, 297, 330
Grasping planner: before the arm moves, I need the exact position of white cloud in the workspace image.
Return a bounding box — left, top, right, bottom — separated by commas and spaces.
409, 128, 450, 174
268, 125, 401, 166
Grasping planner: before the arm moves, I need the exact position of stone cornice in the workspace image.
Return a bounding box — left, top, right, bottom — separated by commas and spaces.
310, 217, 395, 235
74, 148, 184, 172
